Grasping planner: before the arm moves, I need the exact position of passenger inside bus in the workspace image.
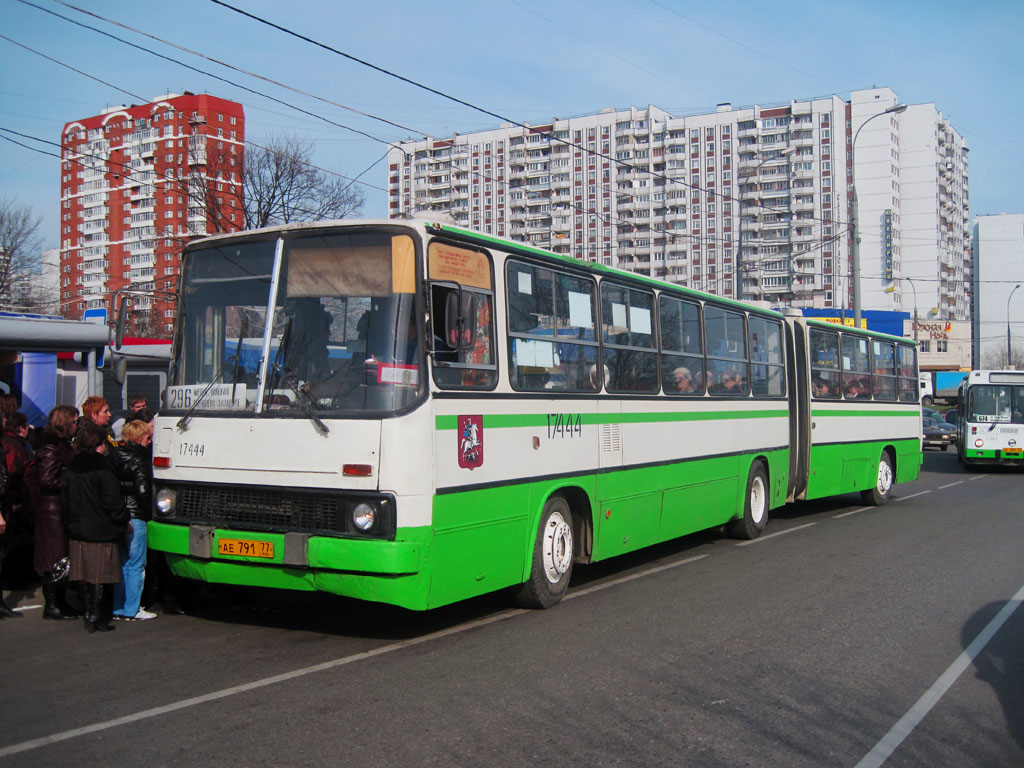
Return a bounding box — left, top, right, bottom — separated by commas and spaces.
672, 366, 695, 393
281, 298, 332, 383
588, 364, 610, 390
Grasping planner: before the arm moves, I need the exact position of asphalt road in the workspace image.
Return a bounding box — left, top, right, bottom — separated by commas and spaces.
2, 450, 1022, 767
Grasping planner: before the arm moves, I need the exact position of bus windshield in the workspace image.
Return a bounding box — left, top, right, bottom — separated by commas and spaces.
967, 384, 1024, 424
169, 230, 423, 416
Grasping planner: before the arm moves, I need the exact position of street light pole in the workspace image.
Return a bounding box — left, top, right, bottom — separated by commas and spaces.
850, 103, 907, 328
906, 275, 918, 343
1008, 283, 1021, 368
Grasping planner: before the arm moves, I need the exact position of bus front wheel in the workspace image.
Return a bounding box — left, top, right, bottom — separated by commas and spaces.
861, 450, 894, 506
727, 461, 769, 540
514, 495, 574, 609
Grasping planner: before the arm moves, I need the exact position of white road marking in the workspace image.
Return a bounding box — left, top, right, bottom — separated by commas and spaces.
834, 507, 872, 519
893, 490, 931, 502
968, 474, 989, 480
854, 579, 1024, 768
735, 522, 816, 546
564, 554, 708, 601
937, 481, 964, 490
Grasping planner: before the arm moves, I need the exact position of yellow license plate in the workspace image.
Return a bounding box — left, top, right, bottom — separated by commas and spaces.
218, 538, 275, 558
1003, 447, 1022, 455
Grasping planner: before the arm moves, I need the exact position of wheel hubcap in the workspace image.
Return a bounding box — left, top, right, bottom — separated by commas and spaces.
542, 511, 573, 584
750, 476, 766, 524
877, 460, 893, 494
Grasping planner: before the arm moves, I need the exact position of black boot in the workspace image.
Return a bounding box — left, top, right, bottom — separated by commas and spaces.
84, 584, 115, 633
41, 581, 65, 620
56, 583, 82, 619
0, 594, 21, 618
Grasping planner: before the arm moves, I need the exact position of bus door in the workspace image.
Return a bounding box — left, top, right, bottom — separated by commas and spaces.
784, 314, 811, 500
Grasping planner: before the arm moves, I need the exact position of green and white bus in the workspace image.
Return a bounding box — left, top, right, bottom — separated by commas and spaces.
146, 219, 922, 610
956, 369, 1024, 467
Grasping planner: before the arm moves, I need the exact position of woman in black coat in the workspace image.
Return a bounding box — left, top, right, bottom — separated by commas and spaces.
109, 419, 156, 621
29, 405, 81, 620
62, 423, 130, 633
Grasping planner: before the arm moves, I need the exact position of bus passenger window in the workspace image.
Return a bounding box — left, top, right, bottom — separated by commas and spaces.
506, 260, 598, 392
660, 295, 704, 395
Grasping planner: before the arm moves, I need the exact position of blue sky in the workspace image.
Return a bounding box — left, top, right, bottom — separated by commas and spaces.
2, 0, 1021, 250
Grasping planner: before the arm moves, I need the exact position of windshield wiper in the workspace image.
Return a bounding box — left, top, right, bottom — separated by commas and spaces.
177, 315, 249, 431
265, 318, 291, 396
282, 370, 330, 437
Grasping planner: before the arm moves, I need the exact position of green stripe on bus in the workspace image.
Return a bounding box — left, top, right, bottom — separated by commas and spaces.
436, 409, 788, 430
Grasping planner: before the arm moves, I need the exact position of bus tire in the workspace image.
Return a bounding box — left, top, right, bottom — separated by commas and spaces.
514, 495, 574, 609
727, 461, 769, 540
861, 450, 894, 506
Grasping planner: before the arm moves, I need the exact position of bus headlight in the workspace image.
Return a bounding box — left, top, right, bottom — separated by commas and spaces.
974, 438, 984, 448
351, 501, 378, 532
155, 488, 177, 517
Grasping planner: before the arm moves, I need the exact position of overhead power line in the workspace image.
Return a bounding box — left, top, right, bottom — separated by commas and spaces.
207, 0, 845, 230
13, 3, 839, 257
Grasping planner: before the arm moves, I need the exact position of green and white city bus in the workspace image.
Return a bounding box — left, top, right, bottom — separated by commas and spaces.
146, 219, 922, 610
956, 369, 1024, 467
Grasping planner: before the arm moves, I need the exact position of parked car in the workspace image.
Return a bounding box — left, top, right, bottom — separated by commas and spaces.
945, 409, 959, 426
923, 407, 944, 422
922, 415, 956, 451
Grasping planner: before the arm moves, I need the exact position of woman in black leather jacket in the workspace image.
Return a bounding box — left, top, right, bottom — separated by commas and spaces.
109, 420, 155, 621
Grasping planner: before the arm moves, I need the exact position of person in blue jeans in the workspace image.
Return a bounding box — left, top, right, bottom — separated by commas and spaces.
110, 420, 156, 621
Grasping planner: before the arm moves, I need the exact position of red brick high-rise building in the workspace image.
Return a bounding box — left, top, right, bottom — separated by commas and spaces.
59, 92, 245, 336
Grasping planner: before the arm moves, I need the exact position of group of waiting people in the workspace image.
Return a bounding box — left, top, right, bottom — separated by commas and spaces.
0, 393, 172, 633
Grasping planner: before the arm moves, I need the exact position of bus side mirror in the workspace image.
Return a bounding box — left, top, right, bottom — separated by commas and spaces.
461, 293, 477, 348
115, 296, 128, 348
444, 291, 477, 350
443, 292, 459, 350
112, 354, 128, 385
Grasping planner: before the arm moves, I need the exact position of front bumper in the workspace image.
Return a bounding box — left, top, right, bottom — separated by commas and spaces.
149, 521, 430, 609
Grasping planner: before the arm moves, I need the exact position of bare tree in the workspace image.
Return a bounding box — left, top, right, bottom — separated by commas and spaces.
244, 134, 364, 229
0, 196, 48, 313
981, 345, 1024, 371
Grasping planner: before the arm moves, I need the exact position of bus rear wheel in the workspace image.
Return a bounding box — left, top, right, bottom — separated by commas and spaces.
861, 450, 894, 506
727, 461, 769, 540
514, 495, 574, 609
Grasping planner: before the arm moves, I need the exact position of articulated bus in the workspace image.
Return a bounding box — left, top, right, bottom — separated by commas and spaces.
957, 369, 1024, 467
146, 219, 922, 610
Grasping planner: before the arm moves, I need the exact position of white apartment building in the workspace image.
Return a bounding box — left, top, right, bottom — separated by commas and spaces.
389, 87, 969, 317
852, 89, 971, 323
972, 213, 1024, 368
